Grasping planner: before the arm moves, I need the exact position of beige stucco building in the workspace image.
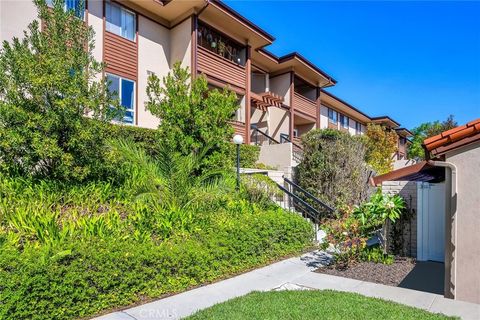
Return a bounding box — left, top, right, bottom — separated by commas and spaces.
1, 0, 410, 168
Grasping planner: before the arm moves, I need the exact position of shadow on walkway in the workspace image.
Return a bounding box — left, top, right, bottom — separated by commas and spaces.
398, 261, 444, 295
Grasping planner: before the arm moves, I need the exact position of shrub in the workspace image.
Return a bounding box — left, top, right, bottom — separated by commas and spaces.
241, 174, 282, 206
352, 190, 405, 235
227, 144, 260, 168
104, 123, 161, 158
0, 208, 312, 320
321, 192, 405, 268
297, 129, 371, 209
146, 63, 238, 172
0, 0, 118, 182
363, 124, 398, 174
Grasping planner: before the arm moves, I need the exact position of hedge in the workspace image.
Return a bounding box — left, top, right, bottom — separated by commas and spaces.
0, 209, 312, 320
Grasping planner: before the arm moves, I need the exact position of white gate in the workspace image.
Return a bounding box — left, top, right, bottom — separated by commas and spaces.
417, 182, 446, 262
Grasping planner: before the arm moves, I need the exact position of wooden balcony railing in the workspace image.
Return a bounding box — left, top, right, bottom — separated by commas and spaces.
197, 46, 246, 90
104, 31, 137, 80
293, 92, 317, 120
229, 120, 247, 141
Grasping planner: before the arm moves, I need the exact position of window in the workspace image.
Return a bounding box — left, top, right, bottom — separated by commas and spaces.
106, 1, 136, 41
355, 121, 362, 134
197, 22, 247, 65
340, 114, 349, 128
328, 108, 337, 124
107, 74, 135, 125
293, 129, 299, 138
47, 0, 84, 18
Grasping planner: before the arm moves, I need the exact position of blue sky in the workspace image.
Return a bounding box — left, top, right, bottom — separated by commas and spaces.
225, 0, 480, 130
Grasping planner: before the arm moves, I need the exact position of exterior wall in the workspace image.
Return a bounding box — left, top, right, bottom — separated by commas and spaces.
233, 95, 247, 123
445, 141, 480, 304
137, 15, 170, 129
319, 105, 329, 129
0, 0, 37, 43
257, 143, 293, 172
269, 73, 291, 106
169, 17, 191, 69
251, 108, 268, 132
382, 181, 418, 257
296, 123, 315, 136
88, 0, 104, 81
268, 107, 290, 141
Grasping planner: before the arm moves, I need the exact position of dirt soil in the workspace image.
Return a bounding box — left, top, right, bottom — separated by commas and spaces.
315, 257, 416, 287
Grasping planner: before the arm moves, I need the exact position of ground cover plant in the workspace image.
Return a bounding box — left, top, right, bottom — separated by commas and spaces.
186, 290, 455, 320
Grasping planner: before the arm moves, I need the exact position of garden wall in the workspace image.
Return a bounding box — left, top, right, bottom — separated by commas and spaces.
382, 181, 418, 257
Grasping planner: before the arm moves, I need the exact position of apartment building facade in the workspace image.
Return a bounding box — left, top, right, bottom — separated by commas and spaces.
0, 0, 411, 166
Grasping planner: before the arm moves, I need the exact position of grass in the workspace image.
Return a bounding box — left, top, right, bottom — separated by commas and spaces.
186, 290, 456, 320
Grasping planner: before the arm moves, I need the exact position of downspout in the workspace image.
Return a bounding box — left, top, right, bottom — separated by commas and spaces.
430, 160, 457, 299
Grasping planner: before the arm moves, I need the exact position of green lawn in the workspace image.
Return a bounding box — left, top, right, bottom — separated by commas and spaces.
186, 290, 456, 320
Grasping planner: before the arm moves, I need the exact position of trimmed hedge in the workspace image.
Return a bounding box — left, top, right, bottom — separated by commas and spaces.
103, 123, 162, 158
297, 129, 371, 209
0, 209, 312, 320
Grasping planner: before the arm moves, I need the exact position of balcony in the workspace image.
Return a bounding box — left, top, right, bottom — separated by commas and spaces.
293, 92, 317, 121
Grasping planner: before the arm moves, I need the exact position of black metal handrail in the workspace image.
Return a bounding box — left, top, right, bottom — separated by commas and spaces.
251, 127, 280, 146
276, 183, 322, 241
279, 133, 303, 151
276, 184, 320, 223
279, 134, 303, 163
283, 177, 335, 213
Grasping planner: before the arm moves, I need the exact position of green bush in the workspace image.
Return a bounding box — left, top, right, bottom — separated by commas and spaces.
0, 0, 118, 182
321, 192, 406, 269
0, 207, 312, 320
241, 174, 282, 206
146, 63, 238, 172
297, 129, 371, 209
103, 123, 161, 158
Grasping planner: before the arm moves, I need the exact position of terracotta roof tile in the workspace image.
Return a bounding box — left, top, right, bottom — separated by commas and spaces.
423, 118, 480, 156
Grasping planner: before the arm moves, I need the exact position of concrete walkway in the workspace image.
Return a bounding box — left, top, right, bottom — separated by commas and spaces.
95, 251, 480, 320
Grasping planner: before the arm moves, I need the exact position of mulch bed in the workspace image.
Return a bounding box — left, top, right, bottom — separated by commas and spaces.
315, 257, 416, 287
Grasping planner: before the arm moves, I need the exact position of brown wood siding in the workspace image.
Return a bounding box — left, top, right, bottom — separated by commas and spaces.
328, 122, 339, 130
230, 121, 247, 141
293, 92, 317, 121
104, 31, 137, 80
197, 46, 246, 90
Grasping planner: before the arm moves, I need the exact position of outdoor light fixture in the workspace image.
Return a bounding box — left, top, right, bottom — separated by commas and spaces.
233, 134, 244, 190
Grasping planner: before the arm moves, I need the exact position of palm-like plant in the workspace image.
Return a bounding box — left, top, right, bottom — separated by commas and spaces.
110, 139, 234, 237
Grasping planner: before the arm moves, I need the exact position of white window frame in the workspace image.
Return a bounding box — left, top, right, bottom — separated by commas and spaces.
106, 73, 136, 125
105, 1, 137, 42
293, 129, 299, 138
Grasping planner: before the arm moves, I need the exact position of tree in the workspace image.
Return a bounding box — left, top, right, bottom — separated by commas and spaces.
146, 63, 238, 172
0, 0, 118, 181
408, 115, 458, 159
364, 124, 398, 174
297, 129, 371, 209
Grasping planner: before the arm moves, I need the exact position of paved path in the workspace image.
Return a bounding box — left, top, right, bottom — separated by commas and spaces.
95, 251, 480, 320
